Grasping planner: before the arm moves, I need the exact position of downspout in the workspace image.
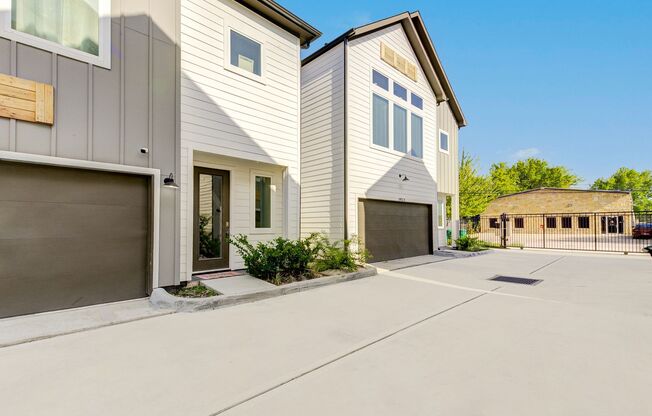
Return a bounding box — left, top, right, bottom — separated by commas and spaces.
343, 38, 349, 240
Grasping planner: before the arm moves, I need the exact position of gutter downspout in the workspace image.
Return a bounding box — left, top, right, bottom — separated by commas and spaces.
343, 38, 349, 240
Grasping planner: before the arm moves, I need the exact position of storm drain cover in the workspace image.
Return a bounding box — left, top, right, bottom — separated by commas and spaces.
490, 275, 542, 286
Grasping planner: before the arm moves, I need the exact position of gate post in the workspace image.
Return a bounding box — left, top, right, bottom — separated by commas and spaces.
594, 213, 598, 251
543, 214, 546, 249
500, 213, 508, 248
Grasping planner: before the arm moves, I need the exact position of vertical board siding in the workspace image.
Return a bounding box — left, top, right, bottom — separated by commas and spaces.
347, 24, 438, 237
300, 43, 345, 241
0, 3, 180, 287
436, 101, 459, 196
179, 0, 301, 279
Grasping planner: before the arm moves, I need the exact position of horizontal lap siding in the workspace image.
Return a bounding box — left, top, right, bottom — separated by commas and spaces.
436, 101, 459, 195
180, 0, 301, 279
347, 24, 438, 237
300, 44, 345, 241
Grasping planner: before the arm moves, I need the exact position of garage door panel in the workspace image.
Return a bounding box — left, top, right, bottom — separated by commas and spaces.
0, 161, 150, 318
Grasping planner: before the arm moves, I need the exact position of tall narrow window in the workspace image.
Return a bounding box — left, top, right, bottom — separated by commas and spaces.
372, 94, 389, 148
255, 176, 271, 228
230, 30, 262, 76
393, 105, 407, 153
411, 114, 423, 158
439, 131, 449, 153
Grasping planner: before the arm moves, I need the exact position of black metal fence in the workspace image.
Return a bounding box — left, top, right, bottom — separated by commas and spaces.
463, 211, 652, 254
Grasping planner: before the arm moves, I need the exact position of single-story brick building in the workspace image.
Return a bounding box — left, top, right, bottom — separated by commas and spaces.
481, 188, 634, 235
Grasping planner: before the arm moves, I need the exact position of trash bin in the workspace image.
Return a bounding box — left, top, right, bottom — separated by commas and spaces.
459, 229, 468, 238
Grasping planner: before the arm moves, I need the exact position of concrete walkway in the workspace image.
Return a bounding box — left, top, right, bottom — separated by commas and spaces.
201, 274, 276, 295
0, 250, 650, 415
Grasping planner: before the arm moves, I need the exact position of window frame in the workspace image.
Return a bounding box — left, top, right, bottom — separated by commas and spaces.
369, 68, 425, 160
514, 217, 525, 229
489, 218, 500, 229
439, 129, 450, 154
546, 217, 558, 229
561, 217, 572, 229
225, 25, 266, 84
578, 216, 590, 229
0, 0, 112, 68
250, 171, 275, 233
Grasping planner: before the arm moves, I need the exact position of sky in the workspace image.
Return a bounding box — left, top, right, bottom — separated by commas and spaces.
284, 0, 652, 188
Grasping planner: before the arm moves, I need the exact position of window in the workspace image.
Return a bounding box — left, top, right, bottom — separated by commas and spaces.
578, 216, 590, 229
514, 218, 524, 229
411, 93, 423, 109
230, 30, 262, 76
1, 0, 111, 68
438, 201, 446, 228
393, 105, 407, 153
372, 94, 389, 147
393, 82, 407, 101
255, 176, 271, 229
439, 130, 449, 153
546, 217, 557, 229
410, 114, 423, 158
372, 70, 389, 90
562, 217, 572, 229
489, 218, 500, 229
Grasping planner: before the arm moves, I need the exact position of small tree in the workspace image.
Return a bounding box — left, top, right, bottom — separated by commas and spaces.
592, 168, 652, 211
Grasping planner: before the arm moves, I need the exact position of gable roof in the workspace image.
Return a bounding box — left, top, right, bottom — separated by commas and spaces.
236, 0, 321, 48
497, 188, 632, 200
302, 11, 467, 127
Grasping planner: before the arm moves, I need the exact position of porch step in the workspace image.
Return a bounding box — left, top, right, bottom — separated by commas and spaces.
200, 275, 276, 296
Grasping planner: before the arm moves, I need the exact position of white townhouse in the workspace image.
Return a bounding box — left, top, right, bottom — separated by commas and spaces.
300, 12, 467, 262
179, 0, 320, 278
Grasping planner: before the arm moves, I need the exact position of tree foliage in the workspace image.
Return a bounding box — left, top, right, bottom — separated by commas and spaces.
458, 151, 495, 217
591, 168, 652, 211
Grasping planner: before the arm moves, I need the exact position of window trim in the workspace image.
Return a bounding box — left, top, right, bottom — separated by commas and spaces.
369, 68, 425, 161
439, 129, 450, 154
0, 0, 112, 68
225, 25, 266, 84
250, 171, 274, 233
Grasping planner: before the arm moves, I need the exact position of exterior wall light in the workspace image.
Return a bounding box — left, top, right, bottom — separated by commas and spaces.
163, 173, 179, 189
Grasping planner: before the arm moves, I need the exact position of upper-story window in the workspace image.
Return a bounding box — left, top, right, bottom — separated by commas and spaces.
371, 69, 424, 159
230, 30, 262, 76
439, 130, 449, 153
411, 93, 423, 110
1, 0, 112, 68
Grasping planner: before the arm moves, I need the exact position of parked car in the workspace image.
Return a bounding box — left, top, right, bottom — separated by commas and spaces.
633, 223, 652, 239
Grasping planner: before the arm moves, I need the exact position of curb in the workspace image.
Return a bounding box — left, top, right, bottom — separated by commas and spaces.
150, 266, 377, 313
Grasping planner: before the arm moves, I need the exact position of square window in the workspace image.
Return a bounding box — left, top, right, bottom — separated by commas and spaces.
514, 218, 524, 229
439, 131, 449, 152
546, 217, 557, 229
372, 94, 389, 147
231, 30, 261, 76
562, 217, 572, 229
372, 70, 389, 90
393, 82, 407, 100
255, 176, 271, 228
411, 93, 423, 109
489, 218, 500, 229
578, 216, 590, 229
393, 105, 407, 153
410, 114, 423, 158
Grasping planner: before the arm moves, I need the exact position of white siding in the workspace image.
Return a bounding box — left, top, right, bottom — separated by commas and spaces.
300, 43, 345, 241
436, 101, 459, 195
347, 24, 438, 238
180, 0, 301, 279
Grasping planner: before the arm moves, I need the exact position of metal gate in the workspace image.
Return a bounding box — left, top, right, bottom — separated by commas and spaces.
465, 211, 652, 253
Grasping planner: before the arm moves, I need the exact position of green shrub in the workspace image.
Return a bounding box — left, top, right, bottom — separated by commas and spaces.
455, 235, 484, 252
311, 234, 369, 273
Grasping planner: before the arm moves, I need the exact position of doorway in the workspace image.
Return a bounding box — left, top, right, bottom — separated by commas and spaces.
601, 216, 624, 234
193, 167, 230, 272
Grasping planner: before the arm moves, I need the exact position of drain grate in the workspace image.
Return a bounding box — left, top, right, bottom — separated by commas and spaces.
490, 275, 542, 286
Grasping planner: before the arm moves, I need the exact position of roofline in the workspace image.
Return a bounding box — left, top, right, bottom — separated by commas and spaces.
235, 0, 321, 48
497, 188, 633, 199
301, 11, 467, 127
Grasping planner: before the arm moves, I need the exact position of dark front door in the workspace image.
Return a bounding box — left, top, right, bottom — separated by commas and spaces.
193, 167, 230, 272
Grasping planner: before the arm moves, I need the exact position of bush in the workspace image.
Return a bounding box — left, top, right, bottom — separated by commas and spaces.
311, 234, 369, 273
455, 235, 485, 252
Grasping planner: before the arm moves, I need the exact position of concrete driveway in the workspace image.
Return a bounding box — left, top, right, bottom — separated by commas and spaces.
1, 250, 651, 415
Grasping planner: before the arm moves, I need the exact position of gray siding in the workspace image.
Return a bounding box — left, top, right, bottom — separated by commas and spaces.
0, 1, 181, 286
300, 43, 345, 241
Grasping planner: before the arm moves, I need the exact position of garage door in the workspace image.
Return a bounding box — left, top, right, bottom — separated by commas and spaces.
0, 161, 151, 319
359, 199, 433, 262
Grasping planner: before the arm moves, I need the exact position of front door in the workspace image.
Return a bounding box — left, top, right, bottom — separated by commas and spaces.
194, 167, 230, 272
602, 216, 623, 234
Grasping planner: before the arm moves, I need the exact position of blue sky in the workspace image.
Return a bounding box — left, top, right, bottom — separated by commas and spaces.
285, 0, 652, 187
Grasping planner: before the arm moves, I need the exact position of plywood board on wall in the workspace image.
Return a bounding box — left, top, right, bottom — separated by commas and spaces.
0, 73, 54, 125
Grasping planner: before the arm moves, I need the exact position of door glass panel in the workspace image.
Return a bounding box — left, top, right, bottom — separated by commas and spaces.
198, 174, 222, 260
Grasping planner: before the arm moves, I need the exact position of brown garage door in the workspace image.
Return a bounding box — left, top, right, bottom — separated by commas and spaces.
359, 199, 433, 262
0, 161, 150, 318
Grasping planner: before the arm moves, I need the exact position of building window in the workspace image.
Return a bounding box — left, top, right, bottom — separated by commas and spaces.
489, 218, 500, 229
546, 217, 557, 229
439, 130, 449, 153
438, 201, 445, 228
372, 94, 389, 147
393, 82, 407, 101
255, 176, 272, 229
1, 0, 111, 68
411, 93, 423, 109
578, 216, 590, 229
562, 217, 572, 229
514, 218, 524, 229
230, 30, 262, 76
393, 105, 407, 153
410, 114, 423, 158
372, 70, 389, 90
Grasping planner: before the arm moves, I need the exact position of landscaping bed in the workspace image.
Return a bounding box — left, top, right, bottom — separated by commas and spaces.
166, 283, 218, 298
